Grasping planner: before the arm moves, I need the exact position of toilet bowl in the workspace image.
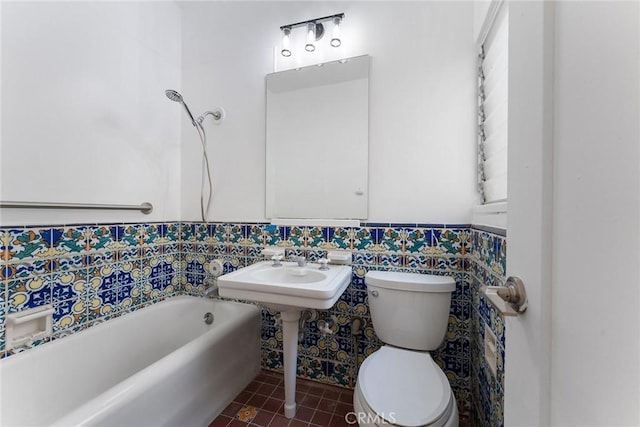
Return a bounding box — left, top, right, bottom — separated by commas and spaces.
354, 271, 458, 427
353, 346, 458, 427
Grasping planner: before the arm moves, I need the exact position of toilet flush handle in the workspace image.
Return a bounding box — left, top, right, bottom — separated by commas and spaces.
369, 290, 379, 297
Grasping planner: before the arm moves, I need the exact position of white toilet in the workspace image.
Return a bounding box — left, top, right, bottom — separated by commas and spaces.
353, 271, 459, 427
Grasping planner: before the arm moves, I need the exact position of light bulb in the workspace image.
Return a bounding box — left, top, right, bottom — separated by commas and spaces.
305, 22, 316, 52
330, 16, 341, 47
281, 27, 291, 57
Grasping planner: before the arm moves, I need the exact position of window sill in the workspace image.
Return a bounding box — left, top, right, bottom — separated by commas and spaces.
472, 201, 507, 230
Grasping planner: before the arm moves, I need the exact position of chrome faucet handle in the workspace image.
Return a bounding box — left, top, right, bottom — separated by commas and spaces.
318, 258, 330, 271
271, 254, 283, 267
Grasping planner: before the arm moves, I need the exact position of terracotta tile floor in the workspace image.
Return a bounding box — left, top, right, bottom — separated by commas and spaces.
209, 370, 354, 427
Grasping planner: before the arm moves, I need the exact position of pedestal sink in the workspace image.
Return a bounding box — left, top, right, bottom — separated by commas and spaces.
217, 260, 351, 418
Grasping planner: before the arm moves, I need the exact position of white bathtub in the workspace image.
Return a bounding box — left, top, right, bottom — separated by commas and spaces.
0, 296, 261, 427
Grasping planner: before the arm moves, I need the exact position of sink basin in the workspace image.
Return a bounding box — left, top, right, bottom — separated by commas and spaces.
217, 260, 352, 418
252, 267, 327, 284
217, 261, 351, 310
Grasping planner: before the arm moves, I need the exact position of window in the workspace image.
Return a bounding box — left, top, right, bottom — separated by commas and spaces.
477, 4, 508, 204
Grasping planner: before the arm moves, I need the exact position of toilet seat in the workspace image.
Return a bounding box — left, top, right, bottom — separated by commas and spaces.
356, 346, 454, 427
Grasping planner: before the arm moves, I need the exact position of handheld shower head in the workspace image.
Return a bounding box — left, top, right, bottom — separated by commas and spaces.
165, 89, 197, 127
165, 89, 183, 103
164, 89, 225, 222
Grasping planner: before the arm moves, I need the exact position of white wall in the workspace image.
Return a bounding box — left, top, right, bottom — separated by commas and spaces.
0, 1, 182, 225
180, 1, 477, 223
551, 1, 639, 425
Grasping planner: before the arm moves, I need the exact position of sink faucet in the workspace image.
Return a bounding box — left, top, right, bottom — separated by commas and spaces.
290, 255, 306, 267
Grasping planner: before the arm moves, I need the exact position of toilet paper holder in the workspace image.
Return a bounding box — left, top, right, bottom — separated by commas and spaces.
481, 276, 527, 317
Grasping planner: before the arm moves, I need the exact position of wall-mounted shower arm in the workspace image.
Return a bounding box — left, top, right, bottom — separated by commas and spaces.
197, 108, 225, 125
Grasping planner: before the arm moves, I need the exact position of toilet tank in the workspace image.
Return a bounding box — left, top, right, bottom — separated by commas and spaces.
365, 271, 455, 351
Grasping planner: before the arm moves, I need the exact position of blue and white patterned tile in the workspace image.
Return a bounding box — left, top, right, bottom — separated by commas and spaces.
439, 336, 471, 361
88, 225, 117, 252
376, 226, 404, 252
228, 244, 245, 257
305, 358, 326, 382
210, 224, 227, 244
261, 349, 283, 370
55, 226, 87, 254
403, 253, 428, 269
118, 224, 140, 248
450, 297, 471, 322
226, 224, 242, 245
352, 251, 376, 266
52, 298, 85, 333
325, 361, 351, 387
377, 252, 403, 267
3, 228, 48, 261
163, 222, 181, 242
304, 332, 323, 357
404, 227, 429, 254
7, 276, 51, 311
50, 271, 85, 302
244, 246, 262, 258
259, 224, 280, 247
325, 227, 352, 250
351, 227, 374, 251
304, 249, 325, 262
116, 282, 140, 309
2, 259, 48, 282
192, 223, 207, 243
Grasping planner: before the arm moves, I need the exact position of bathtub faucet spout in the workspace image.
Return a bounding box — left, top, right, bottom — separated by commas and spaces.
205, 285, 219, 297
204, 278, 219, 297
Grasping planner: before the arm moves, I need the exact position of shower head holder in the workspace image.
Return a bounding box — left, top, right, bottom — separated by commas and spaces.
197, 107, 226, 125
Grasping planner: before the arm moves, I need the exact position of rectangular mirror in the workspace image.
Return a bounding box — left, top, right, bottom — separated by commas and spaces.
265, 55, 369, 220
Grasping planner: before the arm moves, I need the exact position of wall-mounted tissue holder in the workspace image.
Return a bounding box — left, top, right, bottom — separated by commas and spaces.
481, 276, 528, 317
6, 304, 54, 349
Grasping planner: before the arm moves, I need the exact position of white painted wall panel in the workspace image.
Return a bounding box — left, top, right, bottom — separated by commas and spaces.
180, 1, 477, 223
0, 2, 182, 225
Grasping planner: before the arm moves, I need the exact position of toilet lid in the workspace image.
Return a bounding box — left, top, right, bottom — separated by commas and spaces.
359, 346, 451, 427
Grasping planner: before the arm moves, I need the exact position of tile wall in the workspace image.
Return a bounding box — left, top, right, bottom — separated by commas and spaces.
0, 220, 505, 427
179, 222, 473, 425
0, 223, 182, 356
469, 226, 507, 427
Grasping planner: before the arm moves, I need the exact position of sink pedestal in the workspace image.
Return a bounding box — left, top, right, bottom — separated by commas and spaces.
217, 261, 352, 419
280, 310, 301, 418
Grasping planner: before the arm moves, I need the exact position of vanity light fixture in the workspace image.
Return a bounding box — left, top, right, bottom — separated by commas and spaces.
279, 13, 344, 57
281, 27, 292, 57
305, 22, 317, 52
330, 16, 342, 47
